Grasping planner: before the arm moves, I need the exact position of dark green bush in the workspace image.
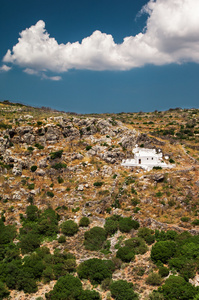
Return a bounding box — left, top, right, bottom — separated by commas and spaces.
86, 145, 92, 151
146, 272, 162, 286
79, 217, 90, 227
138, 227, 155, 245
26, 205, 39, 222
116, 246, 135, 262
104, 218, 119, 235
31, 165, 37, 172
46, 191, 54, 198
159, 275, 197, 300
77, 258, 114, 284
19, 232, 41, 254
0, 281, 10, 299
192, 219, 199, 226
50, 150, 63, 160
110, 280, 138, 300
57, 176, 64, 184
45, 274, 82, 299
158, 266, 169, 278
124, 237, 148, 254
58, 235, 66, 243
84, 227, 107, 251
61, 220, 78, 236
51, 162, 66, 169
181, 216, 190, 222
34, 143, 44, 150
151, 241, 176, 264
93, 181, 104, 187
119, 217, 139, 233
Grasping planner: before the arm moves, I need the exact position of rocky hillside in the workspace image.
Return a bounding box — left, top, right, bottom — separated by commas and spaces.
0, 100, 199, 300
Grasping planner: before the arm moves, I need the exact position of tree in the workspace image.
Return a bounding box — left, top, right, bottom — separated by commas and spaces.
104, 218, 118, 235
116, 246, 135, 262
79, 217, 90, 227
61, 220, 78, 236
26, 205, 39, 222
0, 281, 10, 299
84, 227, 107, 251
19, 232, 41, 254
45, 274, 82, 300
77, 258, 114, 284
159, 275, 197, 299
119, 217, 139, 233
151, 241, 176, 264
110, 280, 138, 300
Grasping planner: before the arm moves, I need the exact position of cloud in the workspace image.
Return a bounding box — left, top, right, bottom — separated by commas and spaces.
3, 0, 199, 75
0, 64, 12, 72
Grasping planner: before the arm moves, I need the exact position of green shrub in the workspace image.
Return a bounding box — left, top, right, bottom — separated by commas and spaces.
84, 227, 107, 251
0, 281, 10, 299
28, 183, 35, 190
158, 266, 169, 278
86, 145, 92, 151
45, 274, 82, 300
57, 176, 64, 184
51, 162, 66, 169
119, 217, 139, 233
159, 275, 197, 300
77, 258, 114, 284
79, 217, 90, 227
35, 143, 44, 150
31, 165, 37, 172
138, 227, 155, 245
19, 232, 41, 254
58, 235, 66, 243
93, 181, 103, 187
116, 246, 135, 262
124, 237, 148, 254
110, 280, 138, 300
79, 290, 100, 300
151, 241, 176, 264
169, 158, 175, 163
50, 150, 63, 160
27, 146, 34, 151
61, 220, 78, 236
26, 205, 39, 222
46, 191, 54, 198
192, 219, 199, 226
181, 216, 190, 222
146, 272, 162, 286
104, 218, 119, 235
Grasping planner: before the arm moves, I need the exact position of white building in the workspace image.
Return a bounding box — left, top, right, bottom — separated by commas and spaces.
121, 145, 174, 171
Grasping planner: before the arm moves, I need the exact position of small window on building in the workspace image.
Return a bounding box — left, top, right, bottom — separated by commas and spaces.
152, 157, 153, 160
147, 158, 148, 160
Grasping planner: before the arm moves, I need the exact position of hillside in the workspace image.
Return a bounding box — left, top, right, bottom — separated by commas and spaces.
0, 100, 199, 300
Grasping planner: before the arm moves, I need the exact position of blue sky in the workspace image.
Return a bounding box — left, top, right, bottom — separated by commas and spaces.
0, 0, 199, 113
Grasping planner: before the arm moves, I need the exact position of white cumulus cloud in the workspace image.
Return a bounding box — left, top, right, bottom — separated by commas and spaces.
3, 0, 199, 76
0, 64, 12, 72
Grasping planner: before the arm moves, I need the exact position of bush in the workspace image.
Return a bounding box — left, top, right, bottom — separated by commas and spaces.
58, 235, 66, 243
34, 143, 44, 150
0, 281, 10, 299
116, 246, 135, 262
45, 274, 82, 300
138, 227, 155, 245
30, 165, 37, 172
84, 227, 107, 251
50, 150, 63, 160
158, 266, 169, 278
146, 272, 162, 286
151, 241, 176, 264
119, 217, 139, 233
192, 219, 199, 226
77, 258, 114, 284
159, 275, 197, 299
79, 217, 90, 227
61, 220, 78, 236
124, 237, 148, 254
51, 163, 66, 169
79, 290, 101, 300
86, 145, 92, 151
104, 218, 119, 235
46, 191, 54, 198
93, 181, 103, 187
110, 280, 138, 300
19, 232, 41, 254
57, 176, 64, 184
26, 205, 39, 222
